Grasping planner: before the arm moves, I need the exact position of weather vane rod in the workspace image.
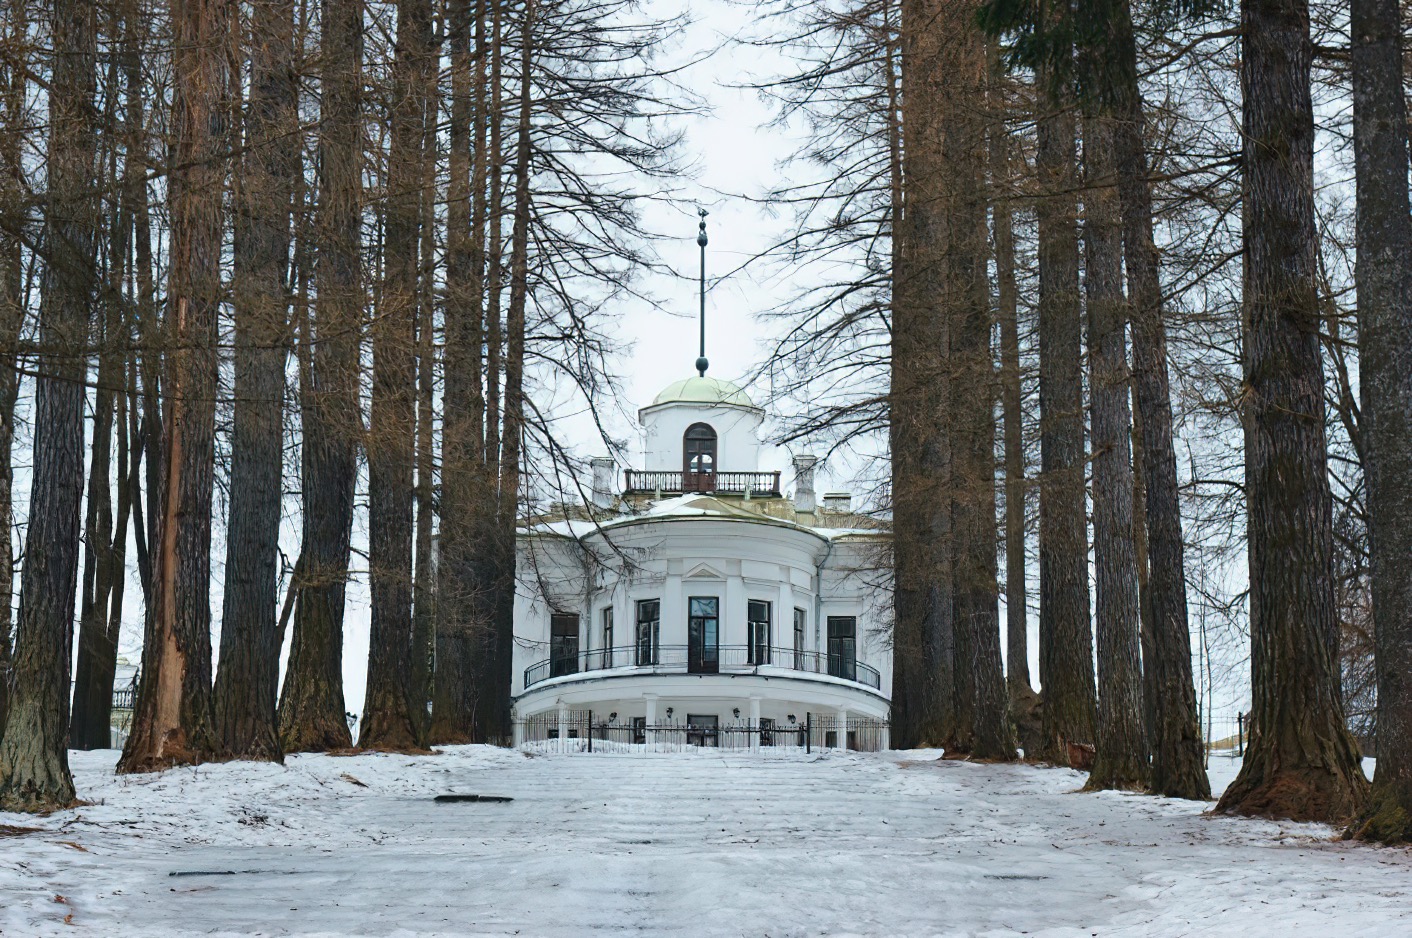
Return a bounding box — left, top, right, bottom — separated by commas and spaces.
696, 208, 709, 377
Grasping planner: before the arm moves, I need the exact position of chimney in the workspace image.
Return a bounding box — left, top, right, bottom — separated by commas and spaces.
590, 457, 616, 508
792, 454, 818, 514
823, 492, 851, 513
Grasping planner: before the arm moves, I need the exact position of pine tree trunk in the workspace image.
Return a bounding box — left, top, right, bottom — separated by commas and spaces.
1216, 0, 1369, 822
213, 0, 297, 762
989, 63, 1031, 702
431, 0, 486, 745
890, 0, 958, 750
1081, 114, 1147, 791
1348, 0, 1412, 842
0, 0, 97, 809
361, 0, 431, 752
486, 0, 534, 746
119, 0, 232, 774
1106, 1, 1208, 800
0, 1, 29, 745
1035, 79, 1096, 762
279, 0, 361, 753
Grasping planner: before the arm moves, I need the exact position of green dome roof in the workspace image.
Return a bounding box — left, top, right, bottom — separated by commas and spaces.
651, 375, 757, 409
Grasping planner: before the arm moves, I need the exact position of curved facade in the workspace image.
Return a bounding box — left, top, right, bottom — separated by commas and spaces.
511, 376, 891, 748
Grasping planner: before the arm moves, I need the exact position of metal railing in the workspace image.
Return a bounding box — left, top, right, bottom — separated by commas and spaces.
519, 711, 890, 754
523, 643, 882, 692
623, 470, 782, 497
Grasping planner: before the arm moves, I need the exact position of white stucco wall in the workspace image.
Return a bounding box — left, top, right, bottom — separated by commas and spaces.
638, 401, 764, 473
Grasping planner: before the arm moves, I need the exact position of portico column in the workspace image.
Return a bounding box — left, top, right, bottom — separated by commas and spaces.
557, 703, 569, 752
750, 696, 762, 753
836, 707, 848, 751
644, 694, 658, 748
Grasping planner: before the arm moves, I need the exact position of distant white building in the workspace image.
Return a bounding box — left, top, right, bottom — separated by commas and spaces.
510, 372, 892, 749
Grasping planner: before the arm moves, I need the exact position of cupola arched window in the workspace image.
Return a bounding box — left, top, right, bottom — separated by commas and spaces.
683, 422, 717, 490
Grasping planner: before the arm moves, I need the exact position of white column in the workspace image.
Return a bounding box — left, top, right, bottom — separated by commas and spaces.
836, 707, 849, 751
726, 574, 747, 647
778, 576, 794, 666
557, 703, 570, 753
644, 694, 658, 748
750, 696, 762, 753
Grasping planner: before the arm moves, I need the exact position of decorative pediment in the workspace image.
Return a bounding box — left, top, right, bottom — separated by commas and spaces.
684, 561, 727, 581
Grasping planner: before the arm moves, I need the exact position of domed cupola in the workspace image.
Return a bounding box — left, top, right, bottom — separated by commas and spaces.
639, 374, 764, 475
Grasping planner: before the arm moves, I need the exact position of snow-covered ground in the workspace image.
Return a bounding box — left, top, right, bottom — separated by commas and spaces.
1, 747, 1408, 937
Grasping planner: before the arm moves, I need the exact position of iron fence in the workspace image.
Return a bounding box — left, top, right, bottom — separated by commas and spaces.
519, 710, 889, 754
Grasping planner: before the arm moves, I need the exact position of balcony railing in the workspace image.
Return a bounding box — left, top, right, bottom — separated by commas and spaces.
523, 643, 882, 692
623, 470, 781, 497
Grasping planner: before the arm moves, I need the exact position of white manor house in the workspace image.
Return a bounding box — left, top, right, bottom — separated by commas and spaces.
509, 371, 893, 750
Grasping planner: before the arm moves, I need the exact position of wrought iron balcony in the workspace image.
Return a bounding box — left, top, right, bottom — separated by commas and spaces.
522, 643, 882, 692
623, 470, 781, 497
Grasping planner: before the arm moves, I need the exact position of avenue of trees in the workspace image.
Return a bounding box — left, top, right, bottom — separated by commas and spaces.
0, 0, 1410, 847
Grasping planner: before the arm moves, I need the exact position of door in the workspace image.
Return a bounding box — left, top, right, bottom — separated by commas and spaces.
550, 614, 580, 677
686, 714, 719, 747
827, 615, 856, 681
748, 600, 771, 665
688, 596, 719, 674
682, 423, 717, 492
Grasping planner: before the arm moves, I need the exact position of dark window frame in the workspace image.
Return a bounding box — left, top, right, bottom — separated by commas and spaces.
683, 422, 718, 488
688, 595, 720, 674
601, 606, 614, 668
635, 599, 660, 666
550, 613, 581, 678
793, 607, 806, 670
748, 599, 771, 665
827, 615, 857, 681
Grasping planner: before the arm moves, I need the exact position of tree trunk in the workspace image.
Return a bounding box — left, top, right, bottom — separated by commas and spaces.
0, 0, 30, 745
0, 0, 97, 809
1035, 77, 1096, 763
1348, 0, 1412, 842
486, 0, 534, 746
1081, 113, 1147, 791
430, 0, 487, 745
1106, 0, 1209, 800
989, 57, 1032, 702
361, 0, 431, 752
890, 0, 958, 751
213, 0, 297, 763
119, 0, 232, 774
1216, 0, 1369, 822
278, 0, 362, 753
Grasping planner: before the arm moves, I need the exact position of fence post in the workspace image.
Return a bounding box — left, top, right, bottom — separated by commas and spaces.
1237, 712, 1244, 757
806, 712, 811, 754
588, 711, 593, 753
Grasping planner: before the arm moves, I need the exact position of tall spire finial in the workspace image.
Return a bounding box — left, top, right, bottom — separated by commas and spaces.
696, 208, 709, 377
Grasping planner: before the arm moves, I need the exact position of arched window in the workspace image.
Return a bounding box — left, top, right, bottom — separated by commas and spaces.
683, 423, 717, 488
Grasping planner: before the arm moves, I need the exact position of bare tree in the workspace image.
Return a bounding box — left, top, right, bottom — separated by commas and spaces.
1215, 0, 1368, 823
0, 0, 98, 809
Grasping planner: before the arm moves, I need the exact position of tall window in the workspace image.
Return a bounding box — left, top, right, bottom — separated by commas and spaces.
748, 600, 771, 664
635, 599, 660, 665
683, 423, 717, 490
688, 596, 720, 673
601, 607, 614, 668
827, 615, 857, 681
550, 613, 580, 678
793, 607, 806, 670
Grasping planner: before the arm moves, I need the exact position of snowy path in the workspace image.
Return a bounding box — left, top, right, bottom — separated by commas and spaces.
2, 747, 1409, 936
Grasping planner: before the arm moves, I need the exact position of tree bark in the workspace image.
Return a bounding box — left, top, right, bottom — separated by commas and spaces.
1105, 0, 1209, 800
119, 0, 232, 774
278, 0, 362, 753
0, 0, 30, 745
1035, 77, 1096, 763
889, 0, 961, 751
431, 0, 487, 745
1347, 0, 1412, 842
989, 59, 1031, 702
1216, 0, 1369, 822
1081, 113, 1147, 791
361, 0, 432, 751
213, 0, 297, 762
0, 0, 97, 809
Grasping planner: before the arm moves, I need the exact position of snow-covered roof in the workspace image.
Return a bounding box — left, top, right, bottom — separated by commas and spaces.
524, 493, 884, 544
648, 375, 757, 410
